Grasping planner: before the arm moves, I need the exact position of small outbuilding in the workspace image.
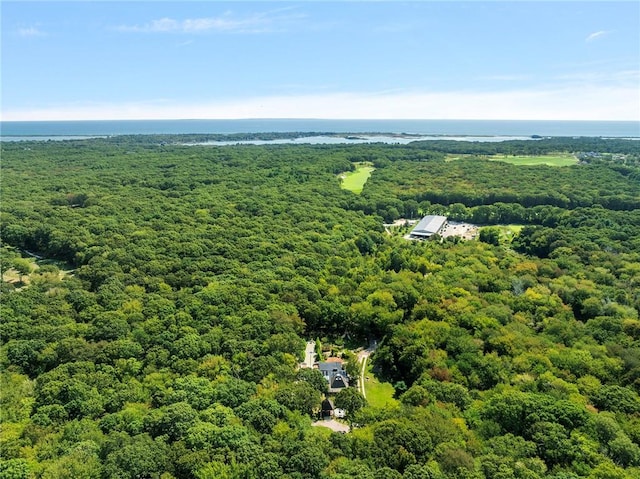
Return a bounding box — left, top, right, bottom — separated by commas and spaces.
321, 398, 334, 418
409, 215, 447, 239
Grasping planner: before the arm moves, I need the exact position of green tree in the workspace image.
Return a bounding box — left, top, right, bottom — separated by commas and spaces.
371, 419, 432, 471
374, 467, 403, 479
399, 385, 433, 407
285, 445, 329, 479
342, 350, 361, 382
275, 381, 322, 416
236, 398, 285, 434
608, 432, 640, 467
335, 387, 366, 419
297, 368, 329, 394
103, 433, 170, 479
0, 459, 31, 479
145, 401, 198, 441
40, 442, 103, 479
11, 258, 32, 283
593, 386, 640, 414
438, 447, 475, 477
479, 227, 501, 246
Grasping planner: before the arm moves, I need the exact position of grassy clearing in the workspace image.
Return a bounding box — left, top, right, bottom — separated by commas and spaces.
340, 162, 375, 194
500, 224, 524, 234
488, 154, 577, 167
2, 257, 74, 289
363, 362, 399, 409
447, 153, 577, 167
2, 258, 38, 286
3, 268, 30, 286
497, 224, 524, 243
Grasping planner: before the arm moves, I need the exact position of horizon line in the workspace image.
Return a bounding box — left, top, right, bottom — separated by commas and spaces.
2, 118, 639, 123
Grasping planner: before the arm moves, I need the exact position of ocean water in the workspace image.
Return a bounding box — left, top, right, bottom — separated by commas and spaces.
190, 134, 538, 146
1, 119, 638, 140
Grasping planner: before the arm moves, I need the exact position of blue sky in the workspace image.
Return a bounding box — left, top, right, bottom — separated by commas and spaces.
2, 1, 639, 121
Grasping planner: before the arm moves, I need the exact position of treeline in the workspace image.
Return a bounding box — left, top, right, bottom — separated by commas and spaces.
102, 131, 347, 144
1, 138, 639, 478
357, 157, 640, 216
335, 140, 640, 223
408, 137, 640, 156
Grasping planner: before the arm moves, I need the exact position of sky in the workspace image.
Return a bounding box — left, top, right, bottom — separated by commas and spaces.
1, 1, 639, 121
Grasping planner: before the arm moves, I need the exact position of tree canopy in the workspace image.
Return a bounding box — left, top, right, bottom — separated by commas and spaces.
1, 136, 639, 478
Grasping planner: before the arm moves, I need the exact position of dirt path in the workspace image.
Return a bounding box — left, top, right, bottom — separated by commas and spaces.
357, 341, 378, 399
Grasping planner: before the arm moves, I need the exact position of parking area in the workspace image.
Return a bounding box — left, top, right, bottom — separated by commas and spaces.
440, 221, 478, 240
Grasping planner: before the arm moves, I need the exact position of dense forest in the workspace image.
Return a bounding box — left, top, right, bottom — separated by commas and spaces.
1, 136, 639, 479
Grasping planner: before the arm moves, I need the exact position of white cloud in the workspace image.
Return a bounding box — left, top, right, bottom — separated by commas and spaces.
116, 11, 303, 34
3, 85, 638, 122
585, 30, 608, 42
18, 26, 46, 37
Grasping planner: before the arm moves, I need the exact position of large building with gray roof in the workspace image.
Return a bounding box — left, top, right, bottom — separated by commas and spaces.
409, 215, 448, 239
317, 360, 349, 393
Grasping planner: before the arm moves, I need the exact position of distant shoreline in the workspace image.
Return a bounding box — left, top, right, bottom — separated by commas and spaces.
1, 119, 638, 139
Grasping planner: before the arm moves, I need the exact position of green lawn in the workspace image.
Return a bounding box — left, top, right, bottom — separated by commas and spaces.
363, 362, 399, 409
499, 224, 523, 235
340, 163, 375, 194
498, 224, 524, 243
488, 154, 577, 167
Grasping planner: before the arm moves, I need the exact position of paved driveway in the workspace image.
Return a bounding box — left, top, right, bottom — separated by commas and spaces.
303, 341, 316, 368
312, 419, 350, 433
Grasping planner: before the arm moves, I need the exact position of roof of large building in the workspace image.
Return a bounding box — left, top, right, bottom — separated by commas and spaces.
317, 361, 349, 392
322, 357, 344, 363
317, 361, 346, 373
410, 215, 447, 237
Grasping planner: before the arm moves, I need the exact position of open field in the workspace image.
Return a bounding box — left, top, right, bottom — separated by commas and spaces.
447, 153, 578, 166
487, 154, 577, 166
498, 224, 524, 242
2, 258, 38, 286
3, 268, 32, 286
363, 362, 399, 409
2, 257, 74, 288
340, 162, 375, 194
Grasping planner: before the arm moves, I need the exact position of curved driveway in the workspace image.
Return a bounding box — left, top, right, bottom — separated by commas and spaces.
357, 341, 378, 399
